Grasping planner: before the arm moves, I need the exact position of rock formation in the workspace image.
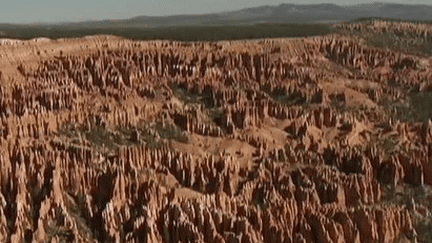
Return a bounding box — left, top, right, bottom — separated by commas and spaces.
0, 20, 430, 242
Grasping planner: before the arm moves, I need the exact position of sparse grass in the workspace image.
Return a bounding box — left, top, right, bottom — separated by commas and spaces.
58, 118, 188, 152
379, 90, 432, 123
170, 83, 203, 105
170, 82, 229, 133
58, 122, 135, 153
208, 107, 224, 127
151, 122, 189, 143
58, 123, 81, 138
133, 120, 190, 149
86, 125, 134, 150
263, 88, 308, 106
272, 92, 307, 105
409, 91, 432, 122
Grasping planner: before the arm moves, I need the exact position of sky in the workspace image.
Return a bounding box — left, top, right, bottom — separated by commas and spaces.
1, 0, 431, 24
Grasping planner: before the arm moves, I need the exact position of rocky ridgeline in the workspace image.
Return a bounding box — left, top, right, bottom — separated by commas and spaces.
0, 28, 431, 242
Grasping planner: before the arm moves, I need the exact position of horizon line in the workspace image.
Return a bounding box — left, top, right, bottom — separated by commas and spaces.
2, 1, 432, 26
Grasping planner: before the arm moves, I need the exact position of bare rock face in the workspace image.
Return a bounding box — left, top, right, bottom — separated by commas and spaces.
0, 21, 431, 242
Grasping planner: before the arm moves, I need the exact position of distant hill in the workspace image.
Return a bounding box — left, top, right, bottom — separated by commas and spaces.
37, 2, 432, 28
1, 2, 431, 29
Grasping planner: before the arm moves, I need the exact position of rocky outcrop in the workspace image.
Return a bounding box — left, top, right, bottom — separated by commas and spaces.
0, 22, 431, 242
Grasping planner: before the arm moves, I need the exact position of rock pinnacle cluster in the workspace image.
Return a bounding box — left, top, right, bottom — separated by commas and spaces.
0, 20, 431, 242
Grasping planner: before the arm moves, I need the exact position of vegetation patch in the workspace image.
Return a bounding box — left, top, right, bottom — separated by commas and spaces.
334, 19, 432, 56
0, 23, 331, 41
58, 118, 189, 152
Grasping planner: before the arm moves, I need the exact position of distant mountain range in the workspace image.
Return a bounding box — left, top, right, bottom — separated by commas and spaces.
4, 2, 432, 28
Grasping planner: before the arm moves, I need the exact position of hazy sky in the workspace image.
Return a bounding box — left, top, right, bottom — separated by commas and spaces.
1, 0, 431, 24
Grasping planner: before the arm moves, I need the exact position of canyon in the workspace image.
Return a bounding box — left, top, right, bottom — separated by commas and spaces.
0, 20, 431, 242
